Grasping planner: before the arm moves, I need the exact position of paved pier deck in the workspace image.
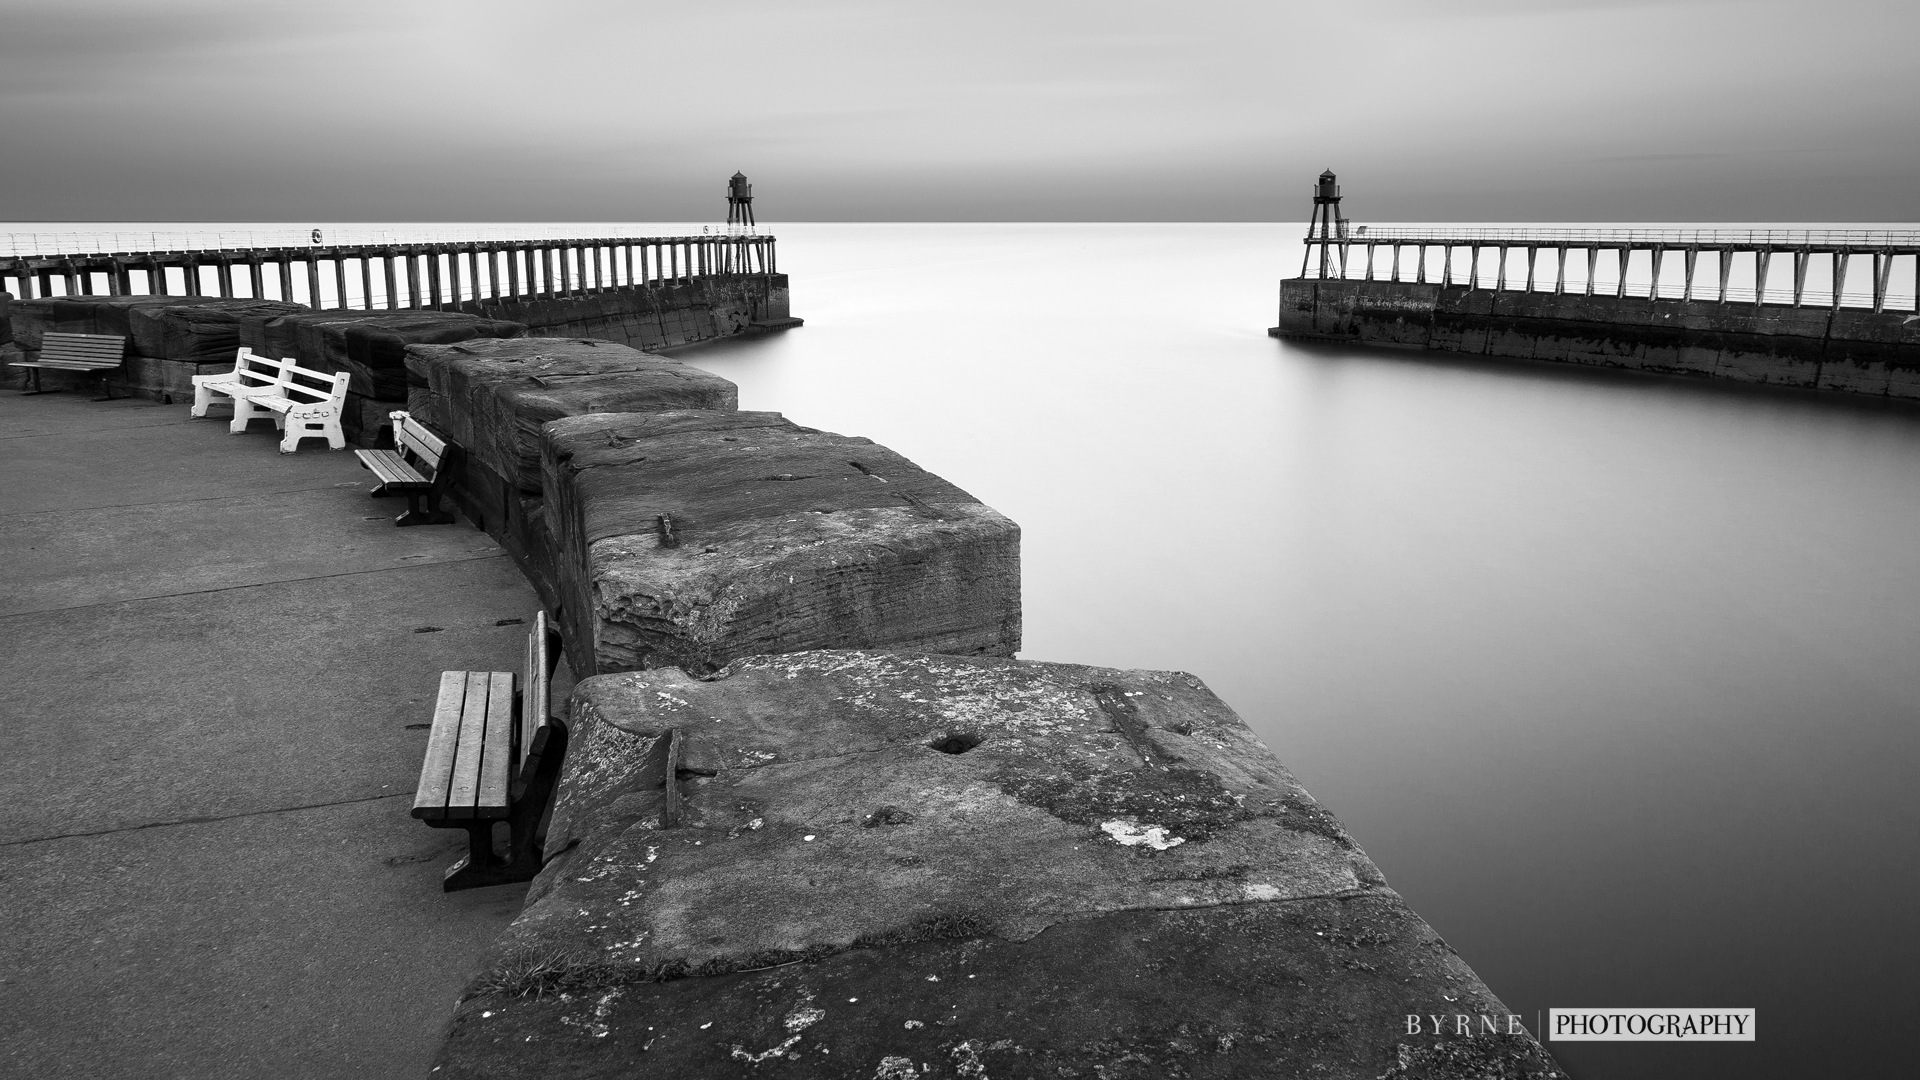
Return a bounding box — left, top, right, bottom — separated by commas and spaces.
0, 392, 543, 1078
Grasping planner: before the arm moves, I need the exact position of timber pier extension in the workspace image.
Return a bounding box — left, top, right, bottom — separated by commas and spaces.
1271, 173, 1920, 399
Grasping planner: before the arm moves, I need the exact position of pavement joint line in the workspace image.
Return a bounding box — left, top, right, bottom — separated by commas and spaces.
1, 791, 414, 848
0, 551, 511, 618
1, 482, 360, 518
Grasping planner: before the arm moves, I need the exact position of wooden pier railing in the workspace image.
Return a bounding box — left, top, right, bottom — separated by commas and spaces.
1301, 226, 1920, 313
0, 234, 779, 311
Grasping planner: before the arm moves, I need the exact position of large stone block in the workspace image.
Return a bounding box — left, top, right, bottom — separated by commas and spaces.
8, 295, 307, 356
541, 411, 1020, 676
436, 652, 1562, 1079
240, 309, 526, 399
404, 337, 737, 496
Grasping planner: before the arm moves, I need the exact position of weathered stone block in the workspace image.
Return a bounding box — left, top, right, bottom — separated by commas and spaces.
436, 652, 1562, 1079
239, 309, 526, 399
8, 295, 308, 356
404, 337, 737, 496
541, 411, 1021, 676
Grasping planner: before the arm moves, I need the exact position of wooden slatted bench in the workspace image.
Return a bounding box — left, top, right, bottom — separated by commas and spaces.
189, 346, 351, 453
413, 611, 568, 892
353, 410, 460, 526
9, 332, 128, 399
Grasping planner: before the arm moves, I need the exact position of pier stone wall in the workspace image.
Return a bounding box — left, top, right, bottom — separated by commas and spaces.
459, 273, 796, 353
434, 651, 1563, 1079
402, 338, 740, 603
3, 295, 312, 402
1277, 277, 1920, 398
3, 273, 795, 436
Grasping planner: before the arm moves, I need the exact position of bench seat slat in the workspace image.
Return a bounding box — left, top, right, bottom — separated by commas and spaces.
412, 671, 470, 820
12, 359, 123, 371
444, 672, 492, 820
477, 671, 515, 812
353, 448, 432, 488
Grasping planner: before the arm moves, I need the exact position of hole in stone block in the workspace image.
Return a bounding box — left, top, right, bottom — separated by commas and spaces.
929, 732, 982, 755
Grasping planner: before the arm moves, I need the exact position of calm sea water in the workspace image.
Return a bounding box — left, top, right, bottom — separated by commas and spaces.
15, 221, 1917, 1077
675, 223, 1920, 1080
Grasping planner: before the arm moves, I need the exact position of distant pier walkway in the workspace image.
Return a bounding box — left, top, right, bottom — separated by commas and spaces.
1302, 225, 1920, 313
0, 230, 778, 313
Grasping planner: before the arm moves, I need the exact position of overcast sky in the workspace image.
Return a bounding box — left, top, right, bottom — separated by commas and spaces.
1, 0, 1914, 222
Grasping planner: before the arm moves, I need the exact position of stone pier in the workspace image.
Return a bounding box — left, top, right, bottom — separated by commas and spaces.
434, 651, 1564, 1079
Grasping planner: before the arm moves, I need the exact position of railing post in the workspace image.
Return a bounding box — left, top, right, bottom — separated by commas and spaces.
1792, 249, 1808, 307
1754, 249, 1770, 308
1831, 252, 1848, 311
1615, 247, 1630, 300
1717, 248, 1732, 304
383, 252, 399, 309
1872, 251, 1890, 313
248, 256, 265, 301
306, 255, 322, 309
1682, 247, 1696, 303
407, 248, 423, 308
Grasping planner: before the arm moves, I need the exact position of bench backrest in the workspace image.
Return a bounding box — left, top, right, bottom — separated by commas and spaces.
388, 410, 454, 475
515, 610, 564, 793
40, 333, 127, 365
228, 347, 350, 405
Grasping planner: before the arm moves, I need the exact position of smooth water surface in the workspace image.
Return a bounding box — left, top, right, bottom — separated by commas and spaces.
675, 223, 1920, 1080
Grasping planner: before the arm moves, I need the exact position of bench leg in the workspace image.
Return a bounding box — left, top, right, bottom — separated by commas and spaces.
19, 367, 52, 395
395, 490, 456, 527
230, 396, 260, 434
189, 384, 214, 417
438, 722, 568, 892
443, 823, 507, 892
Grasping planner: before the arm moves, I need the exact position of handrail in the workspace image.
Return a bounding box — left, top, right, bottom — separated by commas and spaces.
0, 224, 767, 259
1310, 225, 1920, 248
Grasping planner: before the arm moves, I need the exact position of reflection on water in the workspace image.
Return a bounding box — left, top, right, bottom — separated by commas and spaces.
677, 223, 1920, 1080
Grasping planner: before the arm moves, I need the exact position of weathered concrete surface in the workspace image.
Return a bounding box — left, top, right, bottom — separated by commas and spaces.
436, 652, 1561, 1079
404, 336, 738, 495
0, 391, 544, 1079
541, 411, 1021, 676
463, 274, 796, 353
1275, 277, 1920, 399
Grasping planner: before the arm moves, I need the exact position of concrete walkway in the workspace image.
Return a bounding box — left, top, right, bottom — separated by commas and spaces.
0, 393, 543, 1078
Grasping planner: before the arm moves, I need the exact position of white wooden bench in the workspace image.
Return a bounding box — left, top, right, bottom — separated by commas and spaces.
413, 611, 568, 892
353, 410, 460, 526
189, 347, 350, 453
10, 332, 128, 399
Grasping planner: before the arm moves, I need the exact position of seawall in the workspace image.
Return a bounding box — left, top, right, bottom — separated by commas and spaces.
1273, 277, 1920, 399
392, 334, 1561, 1077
